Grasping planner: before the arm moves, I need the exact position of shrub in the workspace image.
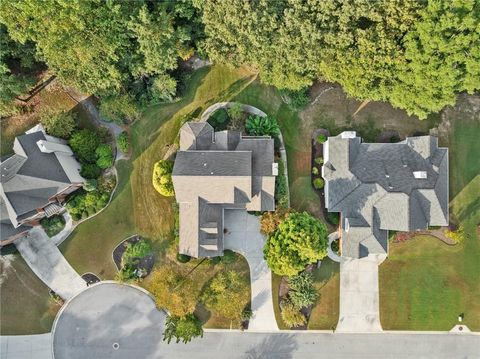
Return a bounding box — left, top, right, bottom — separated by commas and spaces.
316, 134, 327, 143
444, 225, 465, 244
66, 190, 109, 221
95, 144, 113, 169
208, 108, 230, 131
99, 94, 139, 124
115, 263, 137, 282
152, 160, 175, 197
221, 249, 237, 264
147, 266, 201, 317
80, 163, 101, 179
312, 167, 319, 175
280, 88, 310, 109
331, 239, 340, 253
264, 211, 328, 276
122, 240, 152, 267
227, 102, 243, 121
314, 157, 324, 165
201, 271, 250, 321
83, 179, 97, 192
40, 111, 76, 139
69, 129, 101, 163
326, 212, 340, 226
98, 175, 116, 193
288, 272, 318, 309
117, 132, 129, 153
260, 208, 290, 236
163, 314, 203, 344
245, 115, 280, 137
280, 299, 306, 328
40, 215, 65, 237
176, 253, 191, 263
208, 256, 221, 265
313, 178, 324, 189
275, 159, 289, 209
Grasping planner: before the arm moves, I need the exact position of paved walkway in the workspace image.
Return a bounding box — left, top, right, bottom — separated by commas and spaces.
336, 254, 386, 332
14, 227, 87, 300
0, 334, 52, 359
223, 209, 279, 332
327, 232, 341, 263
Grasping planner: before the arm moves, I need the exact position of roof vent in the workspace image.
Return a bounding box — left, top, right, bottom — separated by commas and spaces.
413, 171, 427, 179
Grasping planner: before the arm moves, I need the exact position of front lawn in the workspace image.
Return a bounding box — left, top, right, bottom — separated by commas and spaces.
0, 256, 61, 334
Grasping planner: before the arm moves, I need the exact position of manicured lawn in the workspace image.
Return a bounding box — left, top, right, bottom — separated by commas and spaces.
380, 235, 480, 330
0, 255, 62, 334
308, 259, 340, 330
380, 118, 480, 331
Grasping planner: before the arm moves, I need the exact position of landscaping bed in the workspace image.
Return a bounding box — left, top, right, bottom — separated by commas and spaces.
113, 235, 155, 279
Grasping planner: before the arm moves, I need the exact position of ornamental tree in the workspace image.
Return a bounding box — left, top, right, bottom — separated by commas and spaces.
201, 270, 249, 321
163, 314, 203, 344
263, 211, 328, 277
152, 160, 175, 197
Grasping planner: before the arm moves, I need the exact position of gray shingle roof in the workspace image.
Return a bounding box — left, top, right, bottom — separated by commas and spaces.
0, 127, 83, 240
323, 132, 448, 259
173, 122, 276, 258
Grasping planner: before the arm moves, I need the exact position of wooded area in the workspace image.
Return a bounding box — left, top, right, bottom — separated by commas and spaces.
1, 0, 479, 119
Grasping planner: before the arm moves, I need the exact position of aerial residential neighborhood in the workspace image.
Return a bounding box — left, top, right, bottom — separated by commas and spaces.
0, 1, 479, 358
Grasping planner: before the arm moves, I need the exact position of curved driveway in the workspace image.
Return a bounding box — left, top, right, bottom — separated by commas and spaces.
223, 209, 278, 332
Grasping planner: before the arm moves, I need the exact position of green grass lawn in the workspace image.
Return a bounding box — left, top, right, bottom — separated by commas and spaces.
0, 255, 62, 334
379, 118, 480, 331
308, 259, 340, 330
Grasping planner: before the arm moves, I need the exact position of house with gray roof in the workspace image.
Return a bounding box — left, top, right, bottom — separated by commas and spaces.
172, 122, 277, 258
322, 131, 448, 258
1, 124, 84, 245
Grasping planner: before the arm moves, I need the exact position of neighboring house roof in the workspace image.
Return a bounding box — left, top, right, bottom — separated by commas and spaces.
173, 122, 276, 258
322, 132, 448, 258
0, 125, 84, 242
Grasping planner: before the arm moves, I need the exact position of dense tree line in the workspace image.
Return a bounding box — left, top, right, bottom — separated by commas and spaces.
1, 0, 478, 119
198, 0, 479, 118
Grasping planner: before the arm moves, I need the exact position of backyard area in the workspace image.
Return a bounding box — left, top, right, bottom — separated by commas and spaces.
379, 116, 480, 331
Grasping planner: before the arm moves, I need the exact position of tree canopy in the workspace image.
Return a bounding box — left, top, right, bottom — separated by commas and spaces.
264, 211, 328, 277
0, 0, 197, 98
198, 0, 480, 119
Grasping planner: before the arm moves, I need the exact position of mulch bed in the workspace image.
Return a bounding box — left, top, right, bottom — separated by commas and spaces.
112, 235, 155, 277
82, 272, 101, 285
394, 229, 456, 246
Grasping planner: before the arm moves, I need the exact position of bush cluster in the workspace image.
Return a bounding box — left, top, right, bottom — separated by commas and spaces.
66, 190, 109, 220
40, 215, 65, 237
245, 115, 280, 137
40, 110, 76, 139
152, 160, 175, 197
117, 131, 130, 153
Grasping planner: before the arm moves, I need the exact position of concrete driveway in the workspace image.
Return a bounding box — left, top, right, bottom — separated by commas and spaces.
14, 227, 87, 300
336, 254, 386, 332
223, 209, 279, 332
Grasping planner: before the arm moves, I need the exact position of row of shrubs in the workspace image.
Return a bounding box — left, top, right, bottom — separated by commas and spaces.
66, 175, 116, 221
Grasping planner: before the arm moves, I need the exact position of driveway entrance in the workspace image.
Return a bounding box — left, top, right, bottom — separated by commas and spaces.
223, 209, 278, 332
336, 254, 386, 332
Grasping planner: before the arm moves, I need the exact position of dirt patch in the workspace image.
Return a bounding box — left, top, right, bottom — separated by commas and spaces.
302, 81, 432, 138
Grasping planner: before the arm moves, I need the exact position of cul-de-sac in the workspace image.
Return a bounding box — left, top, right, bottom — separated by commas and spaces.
0, 1, 479, 358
